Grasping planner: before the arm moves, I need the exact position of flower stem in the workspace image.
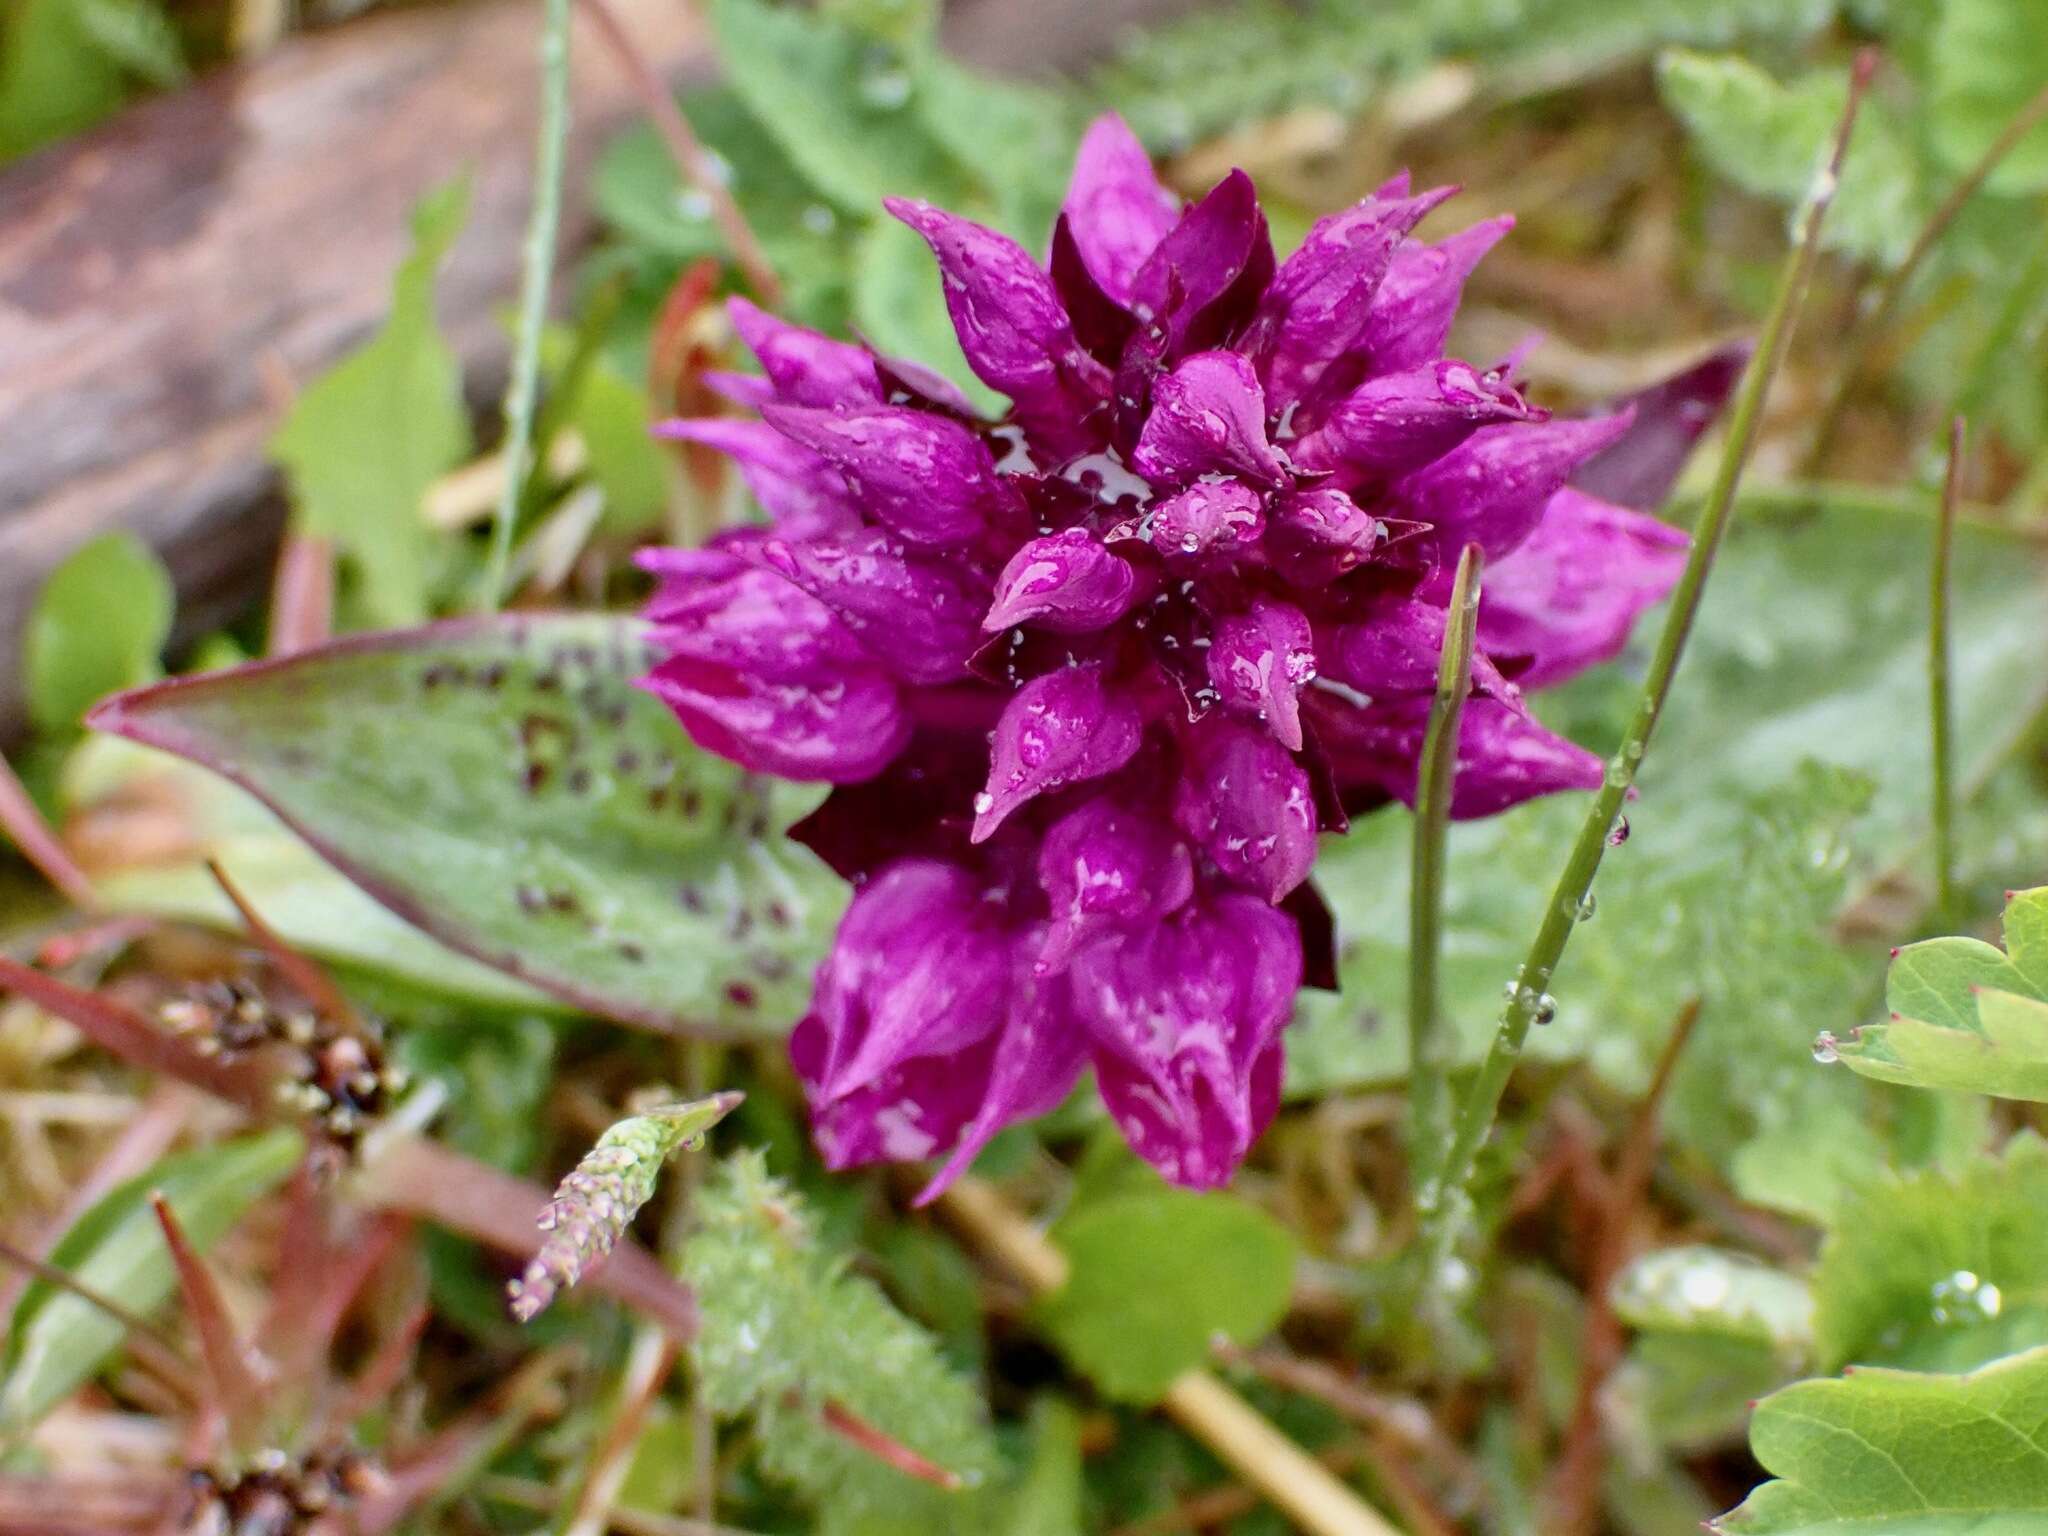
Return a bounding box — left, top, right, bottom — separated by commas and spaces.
1407, 543, 1483, 1197
1930, 416, 1964, 924
1804, 75, 2048, 476
484, 0, 574, 612
1415, 50, 1877, 1273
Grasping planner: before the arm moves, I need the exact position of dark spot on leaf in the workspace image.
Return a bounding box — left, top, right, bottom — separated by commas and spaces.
678, 885, 706, 913
515, 884, 546, 914
523, 762, 550, 793
754, 953, 790, 981
766, 901, 791, 929
617, 941, 646, 963
724, 982, 757, 1009
615, 750, 641, 776
568, 767, 592, 795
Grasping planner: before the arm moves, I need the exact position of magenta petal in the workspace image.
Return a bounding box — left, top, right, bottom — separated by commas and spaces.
639, 646, 908, 785
1295, 359, 1546, 484
915, 940, 1090, 1201
654, 417, 863, 538
804, 860, 1010, 1102
1131, 480, 1266, 559
1129, 171, 1271, 344
761, 403, 1007, 546
1173, 719, 1317, 901
972, 666, 1145, 842
701, 370, 777, 408
1391, 411, 1634, 563
1568, 342, 1752, 512
1073, 895, 1301, 1189
1311, 692, 1603, 818
727, 295, 883, 407
741, 530, 987, 686
1035, 798, 1196, 972
1132, 350, 1289, 489
984, 528, 1146, 634
884, 198, 1110, 459
1263, 488, 1381, 586
1207, 598, 1316, 751
1248, 186, 1455, 411
1480, 487, 1688, 688
1362, 216, 1513, 375
795, 1010, 995, 1170
1062, 113, 1182, 306
1320, 597, 1511, 700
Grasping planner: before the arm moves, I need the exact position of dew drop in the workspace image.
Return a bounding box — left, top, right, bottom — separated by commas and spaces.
1812, 1032, 1840, 1064
1607, 814, 1631, 847
1530, 993, 1557, 1026
972, 791, 995, 815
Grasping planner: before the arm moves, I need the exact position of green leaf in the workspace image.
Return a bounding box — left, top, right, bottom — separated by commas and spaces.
23, 533, 172, 733
1811, 1135, 2048, 1375
911, 58, 1076, 242
1001, 1397, 1085, 1536
1930, 0, 2048, 195
1608, 1333, 1794, 1454
62, 735, 563, 1016
89, 615, 846, 1038
707, 0, 968, 215
683, 1152, 999, 1530
1036, 1189, 1296, 1404
1656, 50, 1927, 266
1839, 888, 2048, 1100
0, 0, 182, 158
1295, 496, 2048, 1218
1613, 1246, 1815, 1357
270, 179, 472, 627
1715, 1344, 2048, 1533
1, 1128, 301, 1429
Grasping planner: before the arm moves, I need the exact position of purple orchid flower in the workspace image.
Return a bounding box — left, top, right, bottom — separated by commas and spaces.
639, 114, 1692, 1197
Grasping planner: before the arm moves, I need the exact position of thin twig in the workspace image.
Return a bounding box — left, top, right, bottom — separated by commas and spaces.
935, 1177, 1405, 1536
1415, 51, 1877, 1276
268, 534, 335, 656
1930, 417, 1964, 923
1408, 544, 1483, 1198
564, 1327, 679, 1536
485, 0, 574, 611
1804, 76, 2048, 475
0, 749, 96, 909
573, 0, 782, 306
1546, 998, 1703, 1536
1105, 1441, 1375, 1536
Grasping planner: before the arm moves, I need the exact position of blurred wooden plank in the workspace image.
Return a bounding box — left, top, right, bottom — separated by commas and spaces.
0, 0, 709, 738
0, 0, 1205, 740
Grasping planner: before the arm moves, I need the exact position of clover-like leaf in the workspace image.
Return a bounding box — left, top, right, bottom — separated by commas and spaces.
1715, 1344, 2048, 1533
89, 615, 845, 1039
1834, 887, 2048, 1101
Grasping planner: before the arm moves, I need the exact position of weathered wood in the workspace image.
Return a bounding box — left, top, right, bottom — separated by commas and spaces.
0, 0, 1199, 740
0, 0, 708, 738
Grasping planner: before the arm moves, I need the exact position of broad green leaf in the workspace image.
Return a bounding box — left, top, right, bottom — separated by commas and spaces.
1614, 1246, 1815, 1357
23, 533, 172, 733
1656, 50, 1926, 266
0, 0, 182, 157
1, 1129, 301, 1428
1716, 1344, 2048, 1533
707, 0, 968, 215
684, 1152, 998, 1532
62, 734, 564, 1014
911, 58, 1076, 242
1812, 1135, 2048, 1374
270, 179, 471, 626
1840, 888, 2048, 1100
1930, 0, 2048, 195
852, 216, 1003, 414
1295, 496, 2048, 1217
1036, 1190, 1296, 1403
593, 86, 855, 331
570, 360, 672, 534
1608, 1333, 1793, 1454
89, 615, 846, 1038
1001, 1397, 1085, 1536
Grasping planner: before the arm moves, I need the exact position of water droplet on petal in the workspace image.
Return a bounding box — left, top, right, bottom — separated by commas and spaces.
1812, 1032, 1840, 1064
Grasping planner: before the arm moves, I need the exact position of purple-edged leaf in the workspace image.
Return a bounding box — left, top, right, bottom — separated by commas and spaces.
87, 616, 846, 1040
